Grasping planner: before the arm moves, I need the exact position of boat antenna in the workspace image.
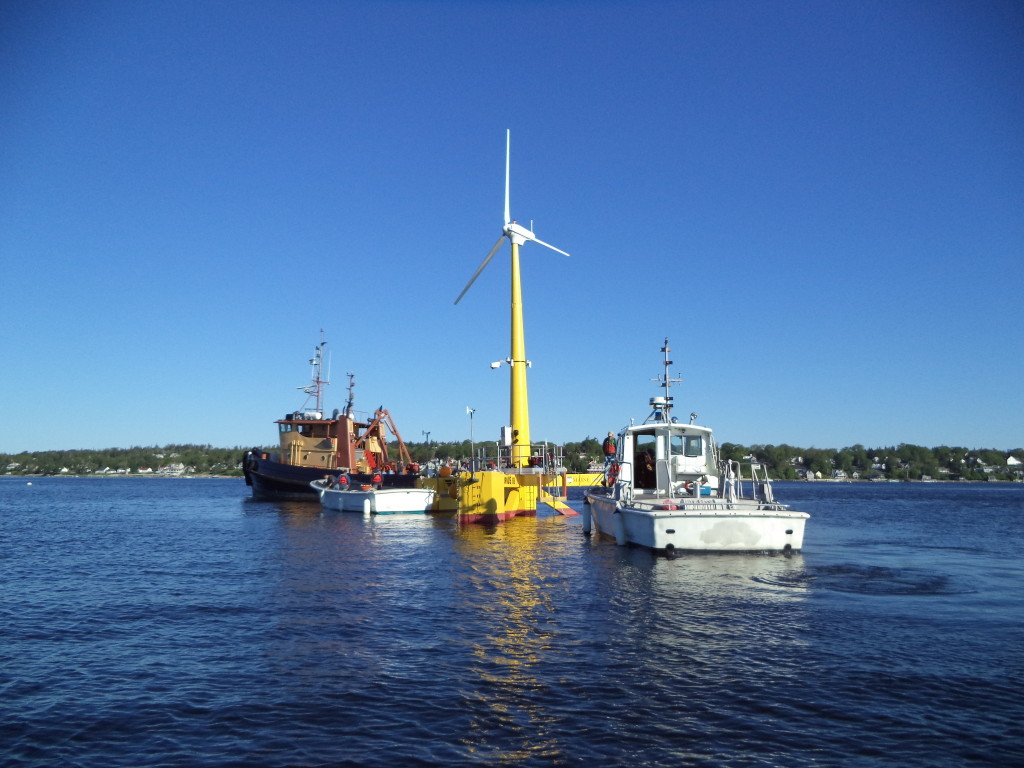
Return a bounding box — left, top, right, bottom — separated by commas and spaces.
646, 337, 683, 423
298, 331, 329, 414
344, 372, 356, 418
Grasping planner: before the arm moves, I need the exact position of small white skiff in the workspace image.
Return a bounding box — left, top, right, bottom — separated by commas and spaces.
584, 339, 809, 553
310, 479, 436, 514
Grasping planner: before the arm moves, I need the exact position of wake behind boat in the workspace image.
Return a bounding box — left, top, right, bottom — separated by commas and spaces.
310, 477, 436, 514
584, 339, 809, 554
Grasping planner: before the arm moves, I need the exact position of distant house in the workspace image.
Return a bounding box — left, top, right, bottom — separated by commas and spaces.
1008, 456, 1022, 467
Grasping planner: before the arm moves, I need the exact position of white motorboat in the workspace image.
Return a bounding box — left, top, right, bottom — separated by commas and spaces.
311, 478, 436, 514
584, 339, 809, 554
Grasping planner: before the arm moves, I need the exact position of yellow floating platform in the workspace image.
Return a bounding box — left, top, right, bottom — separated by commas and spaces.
422, 469, 585, 521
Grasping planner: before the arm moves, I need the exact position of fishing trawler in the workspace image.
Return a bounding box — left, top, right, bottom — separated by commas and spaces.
584, 339, 809, 553
242, 336, 419, 501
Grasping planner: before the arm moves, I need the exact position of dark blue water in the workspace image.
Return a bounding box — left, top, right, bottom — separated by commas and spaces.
2, 478, 1022, 767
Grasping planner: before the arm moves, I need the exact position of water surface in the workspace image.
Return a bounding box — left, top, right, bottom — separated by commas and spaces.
2, 478, 1021, 766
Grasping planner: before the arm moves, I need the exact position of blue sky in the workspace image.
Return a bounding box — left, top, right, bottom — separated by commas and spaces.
2, 0, 1022, 454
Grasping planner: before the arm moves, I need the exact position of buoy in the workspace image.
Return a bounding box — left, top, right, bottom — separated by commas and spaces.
582, 505, 592, 535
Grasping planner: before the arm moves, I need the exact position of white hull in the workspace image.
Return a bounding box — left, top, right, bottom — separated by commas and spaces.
586, 492, 808, 552
313, 482, 436, 514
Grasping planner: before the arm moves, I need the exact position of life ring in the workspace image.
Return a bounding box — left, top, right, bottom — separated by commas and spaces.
607, 462, 620, 485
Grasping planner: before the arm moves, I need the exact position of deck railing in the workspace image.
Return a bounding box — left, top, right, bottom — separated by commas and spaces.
722, 459, 776, 503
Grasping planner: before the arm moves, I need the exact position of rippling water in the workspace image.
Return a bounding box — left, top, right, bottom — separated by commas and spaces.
2, 478, 1022, 766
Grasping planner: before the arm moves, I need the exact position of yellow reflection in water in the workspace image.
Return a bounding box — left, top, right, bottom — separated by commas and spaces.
452, 518, 567, 764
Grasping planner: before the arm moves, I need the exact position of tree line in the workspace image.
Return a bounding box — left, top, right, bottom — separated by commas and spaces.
3, 440, 1022, 481
2, 445, 246, 476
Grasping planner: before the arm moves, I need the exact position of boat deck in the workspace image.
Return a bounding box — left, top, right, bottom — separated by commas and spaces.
591, 488, 797, 516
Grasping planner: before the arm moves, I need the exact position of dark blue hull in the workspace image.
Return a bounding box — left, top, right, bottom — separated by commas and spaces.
242, 451, 417, 501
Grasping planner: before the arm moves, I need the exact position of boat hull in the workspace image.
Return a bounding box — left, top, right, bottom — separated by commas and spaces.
585, 491, 808, 552
314, 483, 436, 514
244, 452, 418, 501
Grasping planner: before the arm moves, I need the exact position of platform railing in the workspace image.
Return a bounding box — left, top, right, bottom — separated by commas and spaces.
467, 442, 567, 474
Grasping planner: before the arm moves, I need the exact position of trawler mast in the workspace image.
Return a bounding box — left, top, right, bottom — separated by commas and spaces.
298, 332, 329, 415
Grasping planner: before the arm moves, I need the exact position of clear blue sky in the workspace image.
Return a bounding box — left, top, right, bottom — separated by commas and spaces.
2, 0, 1022, 454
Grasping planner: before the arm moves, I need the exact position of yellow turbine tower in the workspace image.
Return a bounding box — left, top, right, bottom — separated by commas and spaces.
455, 130, 570, 468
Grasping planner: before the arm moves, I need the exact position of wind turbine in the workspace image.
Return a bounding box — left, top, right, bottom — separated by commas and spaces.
454, 130, 570, 469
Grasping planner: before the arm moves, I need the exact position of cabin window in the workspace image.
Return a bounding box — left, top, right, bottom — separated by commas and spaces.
672, 434, 702, 457
279, 424, 293, 434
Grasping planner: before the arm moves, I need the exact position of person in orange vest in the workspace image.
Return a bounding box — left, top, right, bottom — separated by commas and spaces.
602, 431, 617, 467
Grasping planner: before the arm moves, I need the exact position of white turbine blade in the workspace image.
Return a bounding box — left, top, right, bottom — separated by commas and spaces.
504, 129, 511, 226
454, 234, 506, 304
526, 233, 570, 258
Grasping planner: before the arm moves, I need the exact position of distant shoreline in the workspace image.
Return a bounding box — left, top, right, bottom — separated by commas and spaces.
6, 473, 242, 480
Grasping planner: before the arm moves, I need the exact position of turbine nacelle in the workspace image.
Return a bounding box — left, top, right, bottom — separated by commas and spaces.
504, 220, 570, 257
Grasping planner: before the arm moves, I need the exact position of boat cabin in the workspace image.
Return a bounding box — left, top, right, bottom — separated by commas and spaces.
616, 422, 720, 497
276, 408, 400, 475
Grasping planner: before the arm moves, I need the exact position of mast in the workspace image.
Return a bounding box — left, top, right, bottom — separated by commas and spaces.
298, 331, 329, 415
647, 337, 682, 423
344, 372, 356, 418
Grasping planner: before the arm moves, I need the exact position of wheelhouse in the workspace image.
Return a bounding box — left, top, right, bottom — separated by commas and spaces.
617, 423, 720, 497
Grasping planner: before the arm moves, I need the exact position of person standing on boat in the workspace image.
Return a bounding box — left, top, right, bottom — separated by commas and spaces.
602, 432, 617, 467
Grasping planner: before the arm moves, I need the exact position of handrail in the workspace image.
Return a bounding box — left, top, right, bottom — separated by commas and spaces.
720, 459, 776, 504
655, 457, 672, 498
470, 441, 567, 473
